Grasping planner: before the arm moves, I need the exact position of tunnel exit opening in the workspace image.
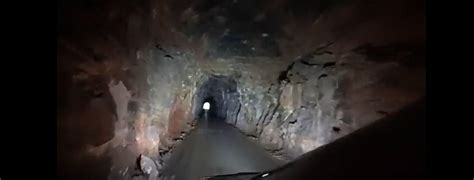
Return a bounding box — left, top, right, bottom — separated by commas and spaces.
201, 96, 217, 119
203, 102, 210, 110
192, 75, 240, 124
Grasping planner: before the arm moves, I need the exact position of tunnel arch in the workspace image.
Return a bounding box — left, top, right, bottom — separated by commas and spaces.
192, 75, 240, 122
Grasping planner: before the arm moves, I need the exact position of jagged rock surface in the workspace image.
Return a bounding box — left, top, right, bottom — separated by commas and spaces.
58, 0, 425, 178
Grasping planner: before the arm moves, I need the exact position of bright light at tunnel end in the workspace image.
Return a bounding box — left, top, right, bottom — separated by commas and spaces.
203, 102, 210, 110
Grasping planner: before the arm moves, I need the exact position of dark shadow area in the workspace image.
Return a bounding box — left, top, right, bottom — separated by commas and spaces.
193, 75, 240, 123
263, 98, 425, 179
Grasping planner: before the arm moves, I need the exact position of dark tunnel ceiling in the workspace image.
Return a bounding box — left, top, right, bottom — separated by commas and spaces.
167, 0, 343, 58
58, 0, 351, 59
193, 75, 239, 120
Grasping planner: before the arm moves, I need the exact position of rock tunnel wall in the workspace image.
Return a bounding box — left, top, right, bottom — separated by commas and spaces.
186, 0, 425, 159
57, 0, 425, 178
58, 0, 205, 178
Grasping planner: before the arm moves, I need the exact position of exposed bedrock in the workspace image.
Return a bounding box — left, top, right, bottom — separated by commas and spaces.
57, 0, 425, 178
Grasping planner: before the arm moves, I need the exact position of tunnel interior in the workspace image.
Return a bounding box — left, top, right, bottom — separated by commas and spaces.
193, 75, 239, 122
56, 0, 425, 178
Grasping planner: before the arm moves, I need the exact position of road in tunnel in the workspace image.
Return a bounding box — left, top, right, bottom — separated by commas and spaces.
161, 117, 283, 180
